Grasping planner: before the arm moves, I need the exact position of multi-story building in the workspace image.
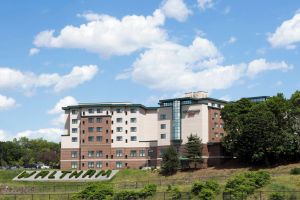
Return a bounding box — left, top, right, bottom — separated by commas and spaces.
60, 91, 227, 170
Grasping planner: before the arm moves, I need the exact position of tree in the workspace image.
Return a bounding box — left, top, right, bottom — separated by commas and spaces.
161, 146, 179, 176
185, 134, 203, 169
222, 92, 300, 165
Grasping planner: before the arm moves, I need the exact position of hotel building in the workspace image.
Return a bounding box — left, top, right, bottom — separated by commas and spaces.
60, 91, 227, 170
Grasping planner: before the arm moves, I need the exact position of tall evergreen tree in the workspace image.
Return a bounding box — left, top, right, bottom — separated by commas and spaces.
185, 134, 203, 169
161, 146, 179, 176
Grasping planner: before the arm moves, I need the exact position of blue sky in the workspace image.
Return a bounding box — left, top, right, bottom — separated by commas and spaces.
0, 0, 300, 141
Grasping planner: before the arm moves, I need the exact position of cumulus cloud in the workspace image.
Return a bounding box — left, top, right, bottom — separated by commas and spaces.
34, 10, 166, 57
198, 0, 214, 11
0, 94, 17, 111
15, 128, 63, 142
247, 58, 293, 78
48, 96, 78, 126
0, 128, 63, 142
268, 12, 300, 49
117, 37, 292, 93
0, 65, 98, 94
29, 48, 40, 56
160, 0, 192, 22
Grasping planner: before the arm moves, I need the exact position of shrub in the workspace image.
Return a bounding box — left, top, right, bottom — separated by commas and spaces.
224, 171, 271, 200
60, 170, 72, 179
140, 184, 157, 198
191, 180, 220, 200
113, 191, 140, 200
269, 193, 285, 200
170, 187, 182, 200
69, 171, 84, 179
290, 167, 300, 175
34, 171, 50, 179
17, 171, 37, 179
48, 171, 57, 179
82, 169, 96, 178
95, 170, 112, 178
72, 183, 113, 200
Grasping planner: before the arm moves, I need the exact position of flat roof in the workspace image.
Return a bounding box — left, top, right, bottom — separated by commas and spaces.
62, 103, 159, 110
159, 97, 228, 104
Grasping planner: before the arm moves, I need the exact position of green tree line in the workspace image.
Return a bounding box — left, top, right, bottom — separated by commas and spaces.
221, 91, 300, 165
0, 137, 60, 167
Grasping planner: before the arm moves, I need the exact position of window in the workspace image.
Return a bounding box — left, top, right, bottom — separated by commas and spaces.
96, 161, 102, 168
96, 127, 102, 132
220, 133, 224, 138
116, 108, 122, 113
71, 151, 78, 158
71, 110, 77, 115
88, 109, 94, 114
72, 137, 78, 142
88, 136, 94, 142
116, 118, 123, 123
116, 150, 123, 157
130, 136, 137, 141
72, 119, 78, 124
97, 108, 103, 113
82, 130, 85, 134
71, 161, 77, 169
96, 118, 102, 123
116, 127, 123, 132
88, 151, 94, 157
159, 114, 166, 120
130, 127, 137, 132
88, 118, 94, 123
139, 150, 145, 157
130, 118, 137, 123
116, 136, 123, 141
160, 134, 166, 139
160, 124, 166, 129
214, 123, 218, 128
116, 161, 123, 169
88, 127, 94, 132
96, 151, 103, 157
72, 128, 78, 133
96, 136, 102, 142
182, 100, 192, 105
130, 108, 136, 113
214, 132, 219, 138
220, 123, 224, 128
88, 161, 94, 168
214, 112, 218, 118
130, 150, 137, 157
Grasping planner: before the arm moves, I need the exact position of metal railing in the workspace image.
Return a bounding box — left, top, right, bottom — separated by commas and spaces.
223, 191, 300, 200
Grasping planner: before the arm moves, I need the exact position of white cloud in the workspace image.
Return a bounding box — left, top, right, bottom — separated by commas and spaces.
48, 96, 78, 114
34, 10, 166, 57
268, 12, 300, 49
228, 36, 237, 44
0, 94, 17, 111
15, 128, 63, 142
160, 0, 192, 22
29, 48, 40, 56
197, 0, 214, 11
0, 65, 98, 94
117, 37, 293, 93
48, 96, 78, 126
0, 128, 63, 142
247, 58, 293, 78
0, 130, 7, 141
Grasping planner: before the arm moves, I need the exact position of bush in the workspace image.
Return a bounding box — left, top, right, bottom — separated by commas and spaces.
269, 193, 285, 200
48, 171, 57, 179
113, 184, 157, 200
290, 167, 300, 175
82, 169, 96, 178
34, 171, 49, 179
72, 183, 113, 200
60, 170, 72, 179
17, 171, 36, 179
140, 184, 157, 198
191, 180, 220, 200
224, 171, 271, 200
69, 171, 84, 179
